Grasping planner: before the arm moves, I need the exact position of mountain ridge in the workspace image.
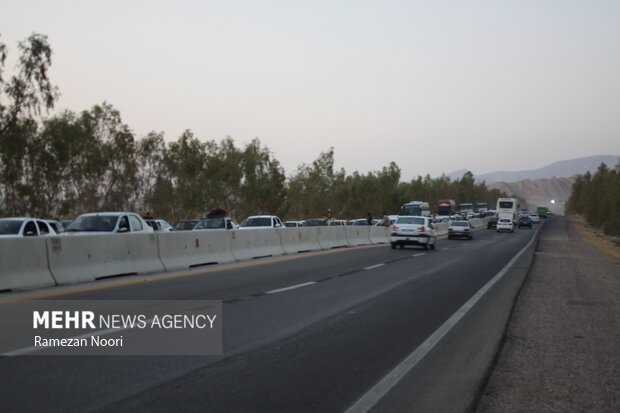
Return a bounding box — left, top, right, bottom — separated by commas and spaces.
444, 154, 619, 183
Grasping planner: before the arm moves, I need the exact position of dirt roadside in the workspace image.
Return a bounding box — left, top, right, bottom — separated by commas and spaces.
476, 215, 620, 412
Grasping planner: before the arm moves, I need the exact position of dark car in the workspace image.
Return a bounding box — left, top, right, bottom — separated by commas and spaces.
487, 216, 499, 229
518, 216, 532, 229
302, 218, 328, 227
173, 220, 199, 231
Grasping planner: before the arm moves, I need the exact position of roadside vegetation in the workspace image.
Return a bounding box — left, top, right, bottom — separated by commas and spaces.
0, 34, 507, 223
567, 163, 620, 236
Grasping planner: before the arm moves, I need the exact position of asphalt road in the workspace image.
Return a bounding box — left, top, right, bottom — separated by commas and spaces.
0, 223, 541, 412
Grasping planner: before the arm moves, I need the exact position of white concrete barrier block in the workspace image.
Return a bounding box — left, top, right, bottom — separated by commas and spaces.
157, 230, 236, 272
48, 233, 164, 285
229, 229, 286, 261
279, 227, 321, 254
0, 238, 56, 291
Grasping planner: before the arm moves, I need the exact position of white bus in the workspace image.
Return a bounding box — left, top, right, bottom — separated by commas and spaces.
401, 201, 431, 217
496, 198, 520, 223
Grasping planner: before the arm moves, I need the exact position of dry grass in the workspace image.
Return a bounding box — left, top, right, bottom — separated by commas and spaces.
568, 215, 620, 262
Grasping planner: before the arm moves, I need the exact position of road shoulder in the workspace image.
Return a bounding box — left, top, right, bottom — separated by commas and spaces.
476, 216, 620, 412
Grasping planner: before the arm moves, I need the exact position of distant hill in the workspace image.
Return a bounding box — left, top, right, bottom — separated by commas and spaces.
489, 177, 575, 214
444, 155, 619, 183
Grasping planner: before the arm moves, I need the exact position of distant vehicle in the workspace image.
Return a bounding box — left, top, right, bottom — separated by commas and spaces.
145, 219, 173, 231
448, 220, 474, 240
193, 217, 238, 230
347, 219, 371, 226
328, 220, 347, 226
459, 203, 474, 216
528, 212, 540, 224
496, 198, 520, 223
401, 201, 431, 217
436, 199, 457, 216
302, 218, 328, 227
390, 216, 437, 250
65, 212, 154, 234
476, 202, 488, 216
0, 217, 58, 237
239, 215, 283, 229
487, 216, 499, 229
518, 216, 532, 229
173, 220, 199, 231
537, 206, 550, 218
284, 221, 303, 228
496, 218, 515, 233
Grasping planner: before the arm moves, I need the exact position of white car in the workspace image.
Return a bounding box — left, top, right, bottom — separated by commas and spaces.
496, 218, 515, 233
64, 212, 154, 234
239, 215, 283, 229
0, 217, 58, 237
448, 220, 474, 240
390, 216, 437, 250
528, 212, 540, 224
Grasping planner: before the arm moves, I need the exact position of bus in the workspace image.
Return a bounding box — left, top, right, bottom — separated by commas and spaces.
436, 199, 457, 216
401, 201, 431, 217
496, 198, 520, 223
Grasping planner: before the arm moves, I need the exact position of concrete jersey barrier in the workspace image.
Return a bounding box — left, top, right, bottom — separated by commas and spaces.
369, 226, 390, 244
157, 230, 236, 272
279, 227, 321, 254
48, 233, 164, 285
0, 237, 56, 291
317, 226, 349, 249
345, 226, 372, 246
229, 228, 286, 261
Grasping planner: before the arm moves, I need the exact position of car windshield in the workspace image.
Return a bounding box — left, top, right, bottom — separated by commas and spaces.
240, 217, 271, 227
195, 218, 225, 229
499, 219, 511, 223
451, 222, 468, 227
397, 217, 425, 225
499, 201, 514, 209
284, 222, 298, 228
66, 215, 118, 232
0, 220, 23, 235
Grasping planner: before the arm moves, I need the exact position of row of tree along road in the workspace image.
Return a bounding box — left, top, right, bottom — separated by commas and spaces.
1, 34, 510, 225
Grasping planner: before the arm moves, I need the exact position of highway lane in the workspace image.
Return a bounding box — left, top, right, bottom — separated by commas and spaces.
0, 224, 541, 412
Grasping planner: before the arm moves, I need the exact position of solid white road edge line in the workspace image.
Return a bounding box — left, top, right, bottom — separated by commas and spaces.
364, 263, 385, 270
412, 253, 426, 257
344, 226, 540, 413
265, 281, 316, 294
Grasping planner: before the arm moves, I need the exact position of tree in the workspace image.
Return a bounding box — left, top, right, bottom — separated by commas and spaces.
0, 33, 59, 216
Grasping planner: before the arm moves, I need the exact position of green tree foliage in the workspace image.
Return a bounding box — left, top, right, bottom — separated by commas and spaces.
0, 34, 59, 215
568, 162, 620, 235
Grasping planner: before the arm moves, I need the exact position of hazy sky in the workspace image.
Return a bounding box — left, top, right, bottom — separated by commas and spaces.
1, 0, 619, 180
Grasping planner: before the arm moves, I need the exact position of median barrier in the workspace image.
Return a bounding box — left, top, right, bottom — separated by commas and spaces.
345, 226, 372, 246
317, 226, 349, 249
48, 233, 165, 285
369, 226, 389, 243
433, 223, 450, 236
469, 218, 489, 229
229, 228, 286, 261
0, 237, 56, 291
157, 230, 236, 271
279, 227, 321, 254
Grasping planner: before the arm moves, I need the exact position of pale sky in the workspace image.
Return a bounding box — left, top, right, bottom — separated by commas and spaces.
1, 0, 619, 180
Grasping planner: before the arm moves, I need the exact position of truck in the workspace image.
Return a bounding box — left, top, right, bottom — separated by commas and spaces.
536, 206, 550, 218
436, 199, 457, 216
